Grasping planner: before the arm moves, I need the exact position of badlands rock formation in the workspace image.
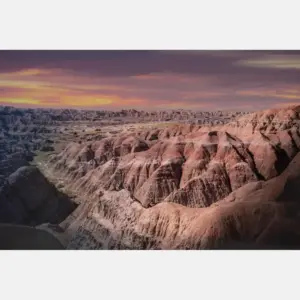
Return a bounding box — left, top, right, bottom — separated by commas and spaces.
49, 107, 300, 209
37, 105, 300, 249
0, 105, 242, 126
0, 105, 241, 176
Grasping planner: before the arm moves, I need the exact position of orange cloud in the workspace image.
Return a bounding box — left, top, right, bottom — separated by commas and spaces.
11, 68, 54, 76
0, 98, 41, 105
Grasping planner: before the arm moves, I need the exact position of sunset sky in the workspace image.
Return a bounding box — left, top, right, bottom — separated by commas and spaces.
0, 50, 300, 111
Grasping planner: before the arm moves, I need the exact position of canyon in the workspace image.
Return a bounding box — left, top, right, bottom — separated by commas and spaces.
1, 105, 300, 249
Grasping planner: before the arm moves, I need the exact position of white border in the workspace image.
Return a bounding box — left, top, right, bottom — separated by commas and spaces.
1, 250, 300, 300
1, 1, 300, 300
1, 0, 300, 49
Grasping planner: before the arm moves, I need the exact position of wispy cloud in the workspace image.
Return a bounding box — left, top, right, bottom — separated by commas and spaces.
236, 54, 300, 70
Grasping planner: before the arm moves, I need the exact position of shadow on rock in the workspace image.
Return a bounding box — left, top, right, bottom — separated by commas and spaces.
0, 224, 65, 250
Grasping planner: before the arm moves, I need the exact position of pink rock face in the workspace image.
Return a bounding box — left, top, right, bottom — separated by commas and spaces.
50, 106, 300, 211
219, 106, 300, 137
40, 105, 300, 250
165, 161, 232, 208
134, 158, 184, 207
133, 152, 300, 249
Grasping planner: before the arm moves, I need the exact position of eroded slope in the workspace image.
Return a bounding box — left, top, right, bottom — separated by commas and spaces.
39, 105, 300, 249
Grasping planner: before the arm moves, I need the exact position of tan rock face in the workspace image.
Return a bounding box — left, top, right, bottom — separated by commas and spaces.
40, 105, 300, 249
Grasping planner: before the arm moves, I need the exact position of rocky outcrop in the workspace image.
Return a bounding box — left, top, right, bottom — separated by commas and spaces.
49, 107, 300, 209
32, 105, 300, 249
209, 106, 300, 138
60, 151, 300, 250
0, 166, 77, 225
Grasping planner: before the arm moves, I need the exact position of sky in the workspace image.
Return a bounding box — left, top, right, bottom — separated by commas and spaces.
0, 50, 300, 111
